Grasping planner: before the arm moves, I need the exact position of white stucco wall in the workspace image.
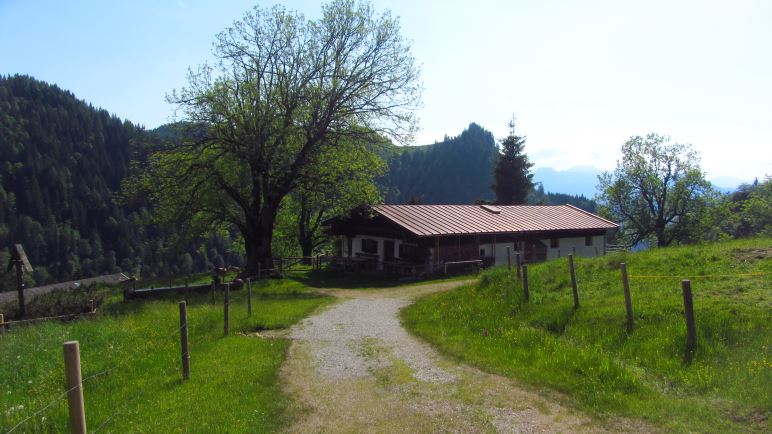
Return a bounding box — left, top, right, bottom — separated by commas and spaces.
343, 234, 606, 267
343, 235, 412, 262
540, 235, 605, 259
479, 242, 516, 266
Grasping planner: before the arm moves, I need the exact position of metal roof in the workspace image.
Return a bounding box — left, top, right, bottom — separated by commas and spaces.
372, 204, 618, 237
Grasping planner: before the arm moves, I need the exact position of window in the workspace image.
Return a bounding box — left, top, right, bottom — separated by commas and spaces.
361, 238, 378, 254
399, 243, 417, 259
585, 235, 593, 246
550, 238, 559, 248
479, 248, 486, 257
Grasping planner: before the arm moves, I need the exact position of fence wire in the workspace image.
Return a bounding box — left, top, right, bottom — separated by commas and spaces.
3, 319, 187, 433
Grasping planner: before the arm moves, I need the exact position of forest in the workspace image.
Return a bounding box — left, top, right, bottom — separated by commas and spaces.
0, 75, 241, 290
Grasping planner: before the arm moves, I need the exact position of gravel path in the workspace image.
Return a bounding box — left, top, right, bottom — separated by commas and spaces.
278, 280, 651, 433
289, 298, 454, 383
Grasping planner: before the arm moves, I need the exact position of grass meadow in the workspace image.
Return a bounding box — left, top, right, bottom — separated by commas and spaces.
402, 238, 771, 432
1, 277, 331, 433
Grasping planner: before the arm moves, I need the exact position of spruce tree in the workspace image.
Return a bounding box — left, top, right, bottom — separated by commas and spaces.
491, 119, 533, 204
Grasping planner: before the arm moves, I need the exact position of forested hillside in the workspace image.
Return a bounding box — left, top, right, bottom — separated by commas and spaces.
0, 75, 238, 289
380, 123, 498, 204
380, 123, 598, 210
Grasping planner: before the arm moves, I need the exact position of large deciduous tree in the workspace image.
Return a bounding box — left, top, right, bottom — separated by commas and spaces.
491, 119, 533, 204
597, 133, 711, 247
131, 1, 420, 274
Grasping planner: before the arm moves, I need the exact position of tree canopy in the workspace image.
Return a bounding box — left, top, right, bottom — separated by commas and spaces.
129, 1, 421, 274
597, 133, 712, 247
491, 119, 533, 204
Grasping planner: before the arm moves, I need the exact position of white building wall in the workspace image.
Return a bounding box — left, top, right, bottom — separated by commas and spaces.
343, 235, 408, 263
343, 233, 606, 268
541, 235, 605, 260
479, 242, 516, 266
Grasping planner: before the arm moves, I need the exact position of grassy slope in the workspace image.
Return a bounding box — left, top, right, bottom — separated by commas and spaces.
1, 278, 331, 432
402, 238, 771, 432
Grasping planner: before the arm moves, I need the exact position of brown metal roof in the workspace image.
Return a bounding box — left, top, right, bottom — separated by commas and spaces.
372, 204, 618, 237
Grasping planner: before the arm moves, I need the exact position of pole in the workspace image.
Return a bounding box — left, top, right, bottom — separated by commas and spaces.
569, 254, 579, 309
15, 262, 25, 318
247, 278, 253, 317
0, 313, 4, 333
179, 301, 190, 380
63, 341, 87, 434
515, 252, 521, 280
211, 275, 218, 305
522, 264, 530, 301
507, 247, 511, 271
682, 280, 697, 362
224, 283, 230, 336
620, 263, 634, 332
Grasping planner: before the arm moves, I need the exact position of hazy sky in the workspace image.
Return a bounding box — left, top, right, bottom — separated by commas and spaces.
1, 0, 770, 183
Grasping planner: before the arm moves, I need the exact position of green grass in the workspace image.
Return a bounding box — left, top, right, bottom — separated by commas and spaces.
402, 238, 772, 432
1, 277, 331, 432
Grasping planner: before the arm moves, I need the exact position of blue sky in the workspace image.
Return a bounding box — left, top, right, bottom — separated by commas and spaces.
1, 0, 770, 184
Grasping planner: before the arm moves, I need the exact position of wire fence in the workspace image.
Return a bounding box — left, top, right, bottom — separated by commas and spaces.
3, 316, 189, 433
493, 253, 770, 359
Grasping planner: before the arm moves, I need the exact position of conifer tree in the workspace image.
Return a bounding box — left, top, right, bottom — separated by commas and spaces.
491, 119, 533, 204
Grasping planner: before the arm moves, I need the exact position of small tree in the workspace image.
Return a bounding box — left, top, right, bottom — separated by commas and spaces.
597, 133, 712, 247
491, 119, 533, 204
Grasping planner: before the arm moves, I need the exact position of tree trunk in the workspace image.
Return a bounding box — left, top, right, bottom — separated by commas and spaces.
297, 197, 314, 265
300, 239, 314, 263
655, 226, 669, 247
242, 203, 279, 277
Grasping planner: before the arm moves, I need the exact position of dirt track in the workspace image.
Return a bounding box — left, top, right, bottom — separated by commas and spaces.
275, 280, 651, 433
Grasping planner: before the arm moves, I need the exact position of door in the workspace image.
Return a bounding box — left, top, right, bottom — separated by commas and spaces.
384, 240, 395, 262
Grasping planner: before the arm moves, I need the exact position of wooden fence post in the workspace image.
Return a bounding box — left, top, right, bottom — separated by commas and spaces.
507, 247, 511, 271
224, 283, 230, 336
0, 313, 4, 333
515, 252, 521, 280
179, 301, 190, 380
247, 278, 253, 317
211, 279, 216, 305
63, 341, 87, 434
568, 254, 579, 309
620, 263, 634, 332
522, 264, 530, 302
682, 280, 697, 362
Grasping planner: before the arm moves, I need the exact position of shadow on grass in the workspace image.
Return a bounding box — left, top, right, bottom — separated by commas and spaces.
289, 269, 478, 290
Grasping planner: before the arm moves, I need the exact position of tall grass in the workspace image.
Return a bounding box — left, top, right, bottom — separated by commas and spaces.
1, 278, 331, 432
402, 238, 771, 432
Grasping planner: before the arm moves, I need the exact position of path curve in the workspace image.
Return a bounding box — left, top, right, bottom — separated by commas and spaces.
278, 280, 650, 433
